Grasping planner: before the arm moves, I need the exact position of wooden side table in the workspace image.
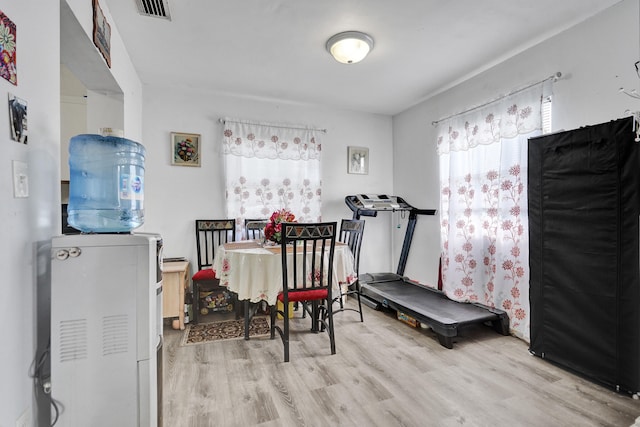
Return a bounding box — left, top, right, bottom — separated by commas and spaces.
162, 260, 190, 330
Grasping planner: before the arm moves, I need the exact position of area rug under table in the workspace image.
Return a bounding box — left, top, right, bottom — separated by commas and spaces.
181, 316, 270, 346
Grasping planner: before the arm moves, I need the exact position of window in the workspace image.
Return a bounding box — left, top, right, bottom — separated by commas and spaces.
221, 119, 323, 237
436, 82, 549, 342
541, 96, 552, 134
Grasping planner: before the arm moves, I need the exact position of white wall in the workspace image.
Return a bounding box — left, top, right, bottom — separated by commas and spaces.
86, 90, 124, 135
0, 1, 60, 425
0, 0, 143, 425
60, 69, 125, 181
64, 0, 142, 141
60, 65, 87, 181
392, 0, 639, 286
138, 86, 395, 276
60, 95, 86, 182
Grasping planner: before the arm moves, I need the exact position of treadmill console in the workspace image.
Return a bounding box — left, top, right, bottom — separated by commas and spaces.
355, 194, 401, 210
344, 193, 437, 276
345, 194, 436, 218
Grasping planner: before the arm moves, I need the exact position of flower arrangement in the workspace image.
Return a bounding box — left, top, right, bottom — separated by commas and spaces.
175, 137, 198, 162
264, 209, 296, 244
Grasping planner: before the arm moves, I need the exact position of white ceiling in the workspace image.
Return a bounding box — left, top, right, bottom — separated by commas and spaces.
106, 0, 622, 116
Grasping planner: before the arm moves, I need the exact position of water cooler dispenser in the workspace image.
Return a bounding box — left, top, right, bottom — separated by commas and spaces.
51, 135, 163, 426
50, 233, 163, 426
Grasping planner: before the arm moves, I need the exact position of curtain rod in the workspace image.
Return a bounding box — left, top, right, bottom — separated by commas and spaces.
219, 118, 327, 134
431, 72, 562, 126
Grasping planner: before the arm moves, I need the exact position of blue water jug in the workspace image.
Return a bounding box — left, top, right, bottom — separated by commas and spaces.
67, 134, 146, 233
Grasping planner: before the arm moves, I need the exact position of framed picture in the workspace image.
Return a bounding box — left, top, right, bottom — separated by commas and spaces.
0, 11, 17, 85
92, 0, 111, 68
347, 146, 369, 175
8, 93, 27, 144
171, 132, 201, 166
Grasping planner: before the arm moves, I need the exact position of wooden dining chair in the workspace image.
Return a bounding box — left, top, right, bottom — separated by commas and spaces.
244, 218, 268, 240
270, 221, 337, 362
192, 219, 236, 324
332, 219, 365, 322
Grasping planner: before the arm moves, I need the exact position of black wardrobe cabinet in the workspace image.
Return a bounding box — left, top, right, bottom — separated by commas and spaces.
528, 116, 640, 396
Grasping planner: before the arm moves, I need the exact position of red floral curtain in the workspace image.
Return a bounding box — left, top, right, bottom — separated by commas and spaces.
436, 83, 549, 342
222, 119, 323, 237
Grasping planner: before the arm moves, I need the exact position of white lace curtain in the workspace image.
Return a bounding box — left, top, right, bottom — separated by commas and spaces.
221, 119, 323, 237
436, 82, 550, 341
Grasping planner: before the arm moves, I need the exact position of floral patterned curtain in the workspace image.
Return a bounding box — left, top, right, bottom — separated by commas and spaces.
222, 119, 322, 237
436, 82, 549, 342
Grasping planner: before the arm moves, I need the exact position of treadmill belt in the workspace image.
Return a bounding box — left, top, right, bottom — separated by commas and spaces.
361, 274, 509, 348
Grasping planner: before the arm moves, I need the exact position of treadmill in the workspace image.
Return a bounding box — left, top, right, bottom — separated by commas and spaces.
346, 194, 509, 349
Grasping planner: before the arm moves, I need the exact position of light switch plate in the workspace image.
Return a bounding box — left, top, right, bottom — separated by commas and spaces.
12, 160, 28, 198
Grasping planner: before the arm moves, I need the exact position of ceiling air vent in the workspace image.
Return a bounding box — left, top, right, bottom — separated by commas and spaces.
135, 0, 171, 20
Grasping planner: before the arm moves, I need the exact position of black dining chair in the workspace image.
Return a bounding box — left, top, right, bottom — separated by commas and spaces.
192, 219, 236, 324
270, 222, 337, 362
244, 218, 268, 240
239, 218, 269, 338
332, 219, 365, 322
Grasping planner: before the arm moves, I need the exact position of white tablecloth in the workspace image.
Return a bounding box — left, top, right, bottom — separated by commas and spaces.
212, 240, 356, 305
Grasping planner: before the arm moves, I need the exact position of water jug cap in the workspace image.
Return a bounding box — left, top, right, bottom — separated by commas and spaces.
100, 128, 125, 138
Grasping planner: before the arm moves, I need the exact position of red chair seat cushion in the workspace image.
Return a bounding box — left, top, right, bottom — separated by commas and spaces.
192, 269, 216, 281
277, 289, 328, 302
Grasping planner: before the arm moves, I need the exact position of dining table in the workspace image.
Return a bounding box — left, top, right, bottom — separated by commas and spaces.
212, 239, 357, 339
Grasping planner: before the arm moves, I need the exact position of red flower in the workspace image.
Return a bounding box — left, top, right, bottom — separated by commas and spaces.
265, 209, 296, 244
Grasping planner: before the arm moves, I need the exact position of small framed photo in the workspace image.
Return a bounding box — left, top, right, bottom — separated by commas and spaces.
171, 132, 201, 167
92, 0, 111, 68
8, 93, 27, 144
347, 146, 369, 175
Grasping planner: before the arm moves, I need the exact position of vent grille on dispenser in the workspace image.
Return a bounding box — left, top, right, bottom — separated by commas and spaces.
103, 314, 130, 356
59, 319, 88, 363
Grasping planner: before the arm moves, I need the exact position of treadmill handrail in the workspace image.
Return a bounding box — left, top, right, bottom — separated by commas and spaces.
345, 194, 437, 276
414, 208, 437, 215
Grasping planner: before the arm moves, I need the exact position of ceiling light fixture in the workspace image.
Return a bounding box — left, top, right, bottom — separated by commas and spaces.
326, 31, 374, 64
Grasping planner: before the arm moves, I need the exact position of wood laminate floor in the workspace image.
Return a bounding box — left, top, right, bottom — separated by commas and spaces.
162, 301, 640, 427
